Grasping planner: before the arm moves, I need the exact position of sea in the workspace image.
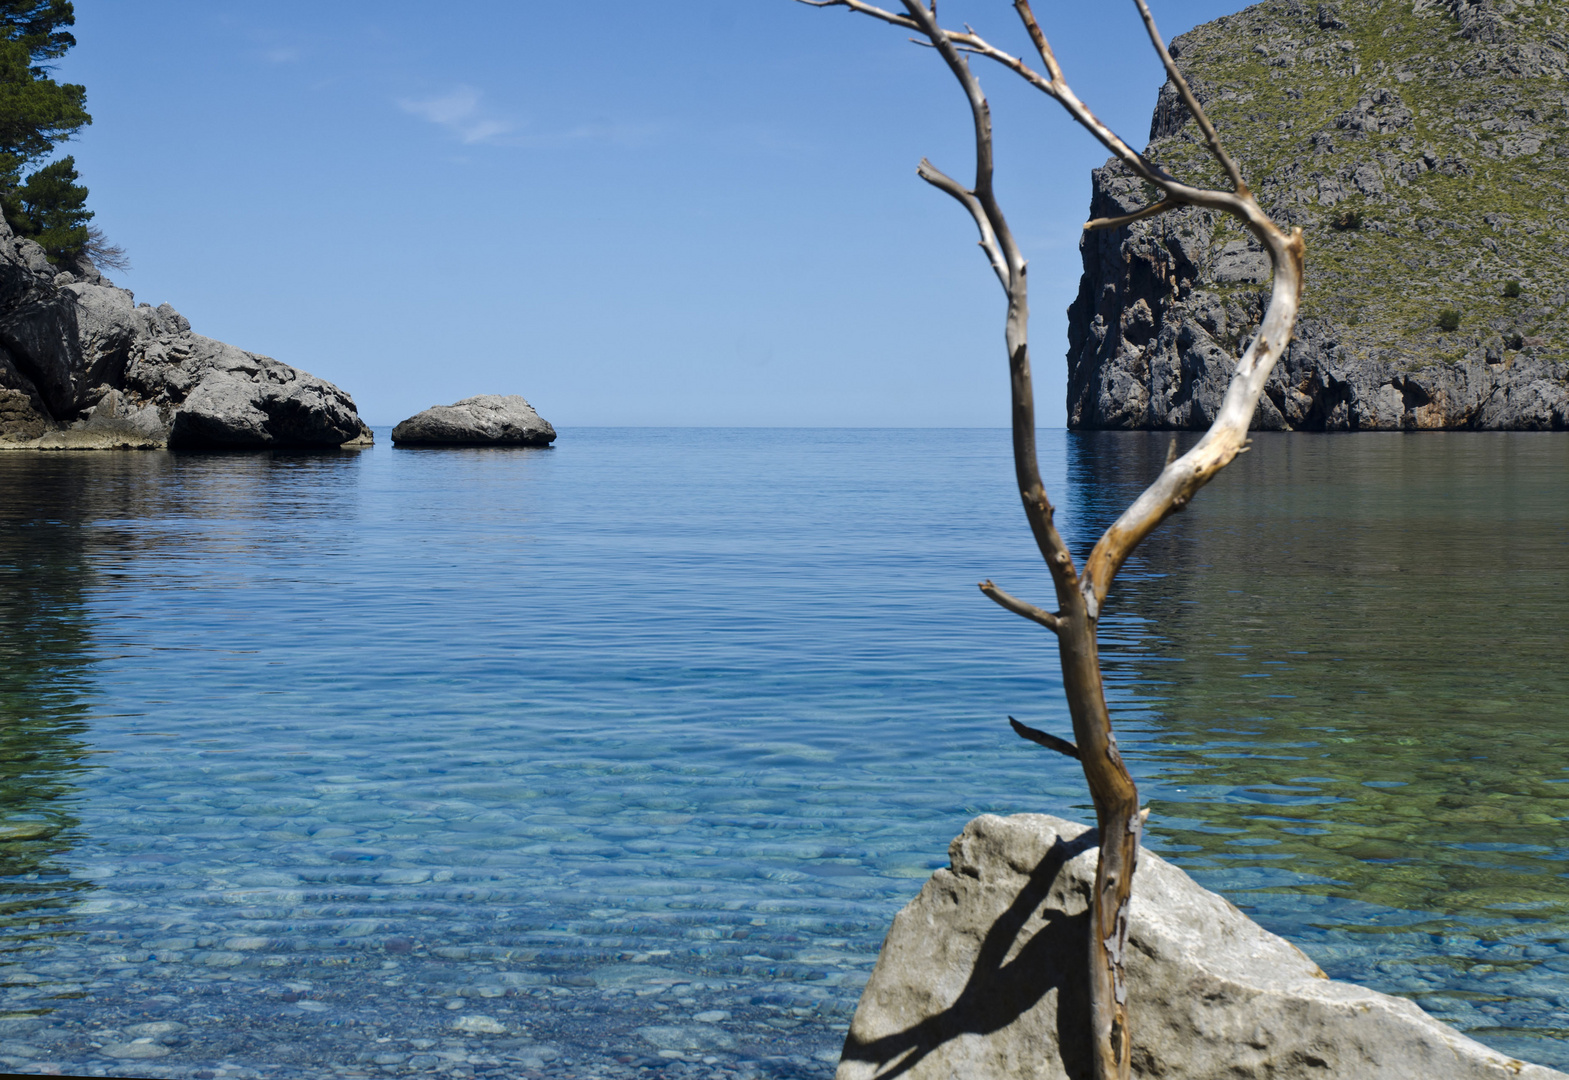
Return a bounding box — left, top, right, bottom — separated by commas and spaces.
0, 427, 1565, 1079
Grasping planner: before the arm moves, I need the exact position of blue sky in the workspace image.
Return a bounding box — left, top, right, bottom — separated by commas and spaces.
62, 1, 1242, 427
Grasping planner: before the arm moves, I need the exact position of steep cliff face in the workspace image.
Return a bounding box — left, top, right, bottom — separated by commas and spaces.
0, 218, 371, 450
1067, 0, 1569, 430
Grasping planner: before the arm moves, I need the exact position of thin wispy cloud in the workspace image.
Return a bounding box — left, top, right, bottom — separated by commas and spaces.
397, 85, 665, 149
398, 86, 514, 145
260, 45, 302, 64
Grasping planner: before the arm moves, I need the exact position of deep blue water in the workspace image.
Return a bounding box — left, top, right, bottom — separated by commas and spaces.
0, 428, 1565, 1078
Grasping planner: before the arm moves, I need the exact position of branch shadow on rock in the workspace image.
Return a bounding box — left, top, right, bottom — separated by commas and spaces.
839, 831, 1096, 1079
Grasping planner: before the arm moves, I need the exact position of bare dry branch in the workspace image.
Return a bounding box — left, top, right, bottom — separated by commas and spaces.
84, 225, 130, 274
947, 36, 1058, 98
1010, 0, 1064, 82
794, 4, 1305, 1079
916, 158, 1009, 289
795, 0, 920, 31
1009, 716, 1080, 759
1012, 0, 1171, 189
797, 0, 1048, 93
979, 579, 1061, 633
1079, 229, 1303, 616
1130, 0, 1247, 193
893, 0, 1082, 607
1085, 199, 1178, 232
897, 2, 1010, 270
801, 0, 1251, 217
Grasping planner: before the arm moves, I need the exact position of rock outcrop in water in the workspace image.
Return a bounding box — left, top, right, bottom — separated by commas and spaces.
1068, 0, 1569, 430
838, 814, 1566, 1080
0, 217, 371, 450
392, 395, 555, 447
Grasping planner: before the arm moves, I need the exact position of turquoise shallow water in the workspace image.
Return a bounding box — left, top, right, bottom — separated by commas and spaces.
0, 428, 1565, 1078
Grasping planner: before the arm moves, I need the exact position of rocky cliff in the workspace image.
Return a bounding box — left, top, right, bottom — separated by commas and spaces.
0, 218, 370, 450
1068, 0, 1569, 430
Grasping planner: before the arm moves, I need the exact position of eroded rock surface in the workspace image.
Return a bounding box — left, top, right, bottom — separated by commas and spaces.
1069, 0, 1569, 430
0, 218, 371, 450
391, 395, 555, 447
839, 813, 1566, 1080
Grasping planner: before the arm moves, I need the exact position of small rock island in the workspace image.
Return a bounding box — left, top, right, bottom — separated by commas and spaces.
391, 394, 556, 447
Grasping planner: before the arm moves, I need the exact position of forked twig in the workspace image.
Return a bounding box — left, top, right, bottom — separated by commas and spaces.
1086, 198, 1178, 232
1010, 716, 1080, 759
1129, 0, 1247, 193
980, 579, 1061, 633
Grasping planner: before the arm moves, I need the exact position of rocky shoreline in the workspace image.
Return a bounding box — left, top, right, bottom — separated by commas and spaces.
0, 217, 371, 451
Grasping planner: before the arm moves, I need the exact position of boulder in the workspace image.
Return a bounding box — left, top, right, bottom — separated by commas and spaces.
0, 217, 372, 451
839, 814, 1566, 1080
391, 394, 555, 447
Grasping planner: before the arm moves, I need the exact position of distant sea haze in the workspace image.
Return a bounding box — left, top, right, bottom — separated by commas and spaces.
0, 429, 1564, 1076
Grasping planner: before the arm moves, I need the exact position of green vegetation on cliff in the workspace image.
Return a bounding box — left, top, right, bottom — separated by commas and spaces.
1150, 0, 1568, 368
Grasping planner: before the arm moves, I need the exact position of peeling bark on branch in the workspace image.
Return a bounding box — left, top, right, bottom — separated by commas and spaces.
794, 3, 1304, 1078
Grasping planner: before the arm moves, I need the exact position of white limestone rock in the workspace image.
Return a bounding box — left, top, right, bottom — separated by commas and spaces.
839, 813, 1566, 1080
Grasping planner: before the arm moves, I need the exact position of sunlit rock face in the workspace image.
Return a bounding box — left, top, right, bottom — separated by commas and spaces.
0, 219, 371, 450
837, 813, 1568, 1080
1067, 0, 1569, 431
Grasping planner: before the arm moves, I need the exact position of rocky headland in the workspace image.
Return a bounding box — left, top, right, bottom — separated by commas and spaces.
1069, 0, 1569, 430
0, 217, 370, 450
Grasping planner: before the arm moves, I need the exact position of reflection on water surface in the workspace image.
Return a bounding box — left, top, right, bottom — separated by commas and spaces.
0, 457, 107, 972
1085, 432, 1569, 1061
0, 430, 1563, 1076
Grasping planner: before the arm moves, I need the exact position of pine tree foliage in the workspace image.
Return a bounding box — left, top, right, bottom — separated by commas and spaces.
0, 0, 102, 265
0, 0, 76, 63
0, 35, 86, 174
8, 154, 86, 259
